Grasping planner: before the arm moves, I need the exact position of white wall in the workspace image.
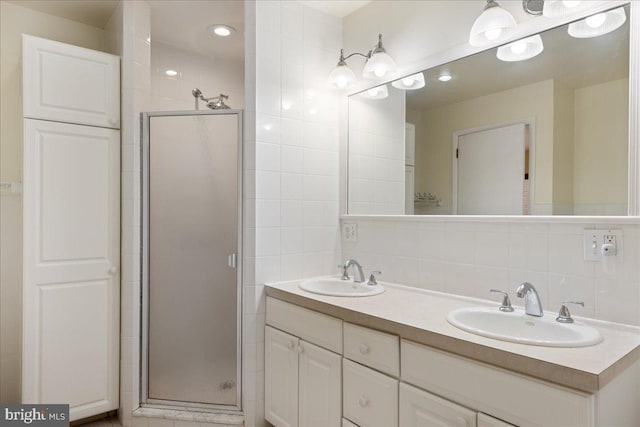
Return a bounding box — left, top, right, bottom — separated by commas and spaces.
150, 41, 244, 111
244, 2, 342, 425
348, 86, 406, 214
573, 78, 629, 215
0, 0, 111, 404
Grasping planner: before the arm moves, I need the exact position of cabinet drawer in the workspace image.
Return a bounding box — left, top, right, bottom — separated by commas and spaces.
343, 359, 398, 427
401, 340, 594, 427
344, 323, 399, 377
478, 413, 516, 427
266, 297, 343, 353
399, 382, 476, 427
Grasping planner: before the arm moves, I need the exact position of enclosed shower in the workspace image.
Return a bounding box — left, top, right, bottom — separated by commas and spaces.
141, 110, 243, 410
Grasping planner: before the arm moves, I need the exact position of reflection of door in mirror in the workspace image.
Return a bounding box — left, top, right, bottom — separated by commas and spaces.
454, 123, 529, 215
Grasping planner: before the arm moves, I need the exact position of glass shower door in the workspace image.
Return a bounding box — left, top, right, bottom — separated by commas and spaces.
142, 111, 242, 409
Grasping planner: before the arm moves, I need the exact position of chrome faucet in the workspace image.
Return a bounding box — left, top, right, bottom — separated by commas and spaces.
516, 282, 543, 317
340, 259, 365, 283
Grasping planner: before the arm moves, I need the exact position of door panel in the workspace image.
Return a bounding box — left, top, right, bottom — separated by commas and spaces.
456, 124, 526, 215
265, 327, 299, 427
23, 119, 120, 420
147, 113, 240, 406
299, 341, 341, 427
22, 35, 120, 128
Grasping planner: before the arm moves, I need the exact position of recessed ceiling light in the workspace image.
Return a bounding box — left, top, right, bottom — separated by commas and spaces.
209, 24, 236, 37
438, 74, 452, 82
165, 69, 178, 77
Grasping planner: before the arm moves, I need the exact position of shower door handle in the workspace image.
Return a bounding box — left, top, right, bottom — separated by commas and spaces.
228, 253, 237, 269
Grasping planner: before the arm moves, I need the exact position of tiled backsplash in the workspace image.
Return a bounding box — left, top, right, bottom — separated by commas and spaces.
341, 217, 640, 326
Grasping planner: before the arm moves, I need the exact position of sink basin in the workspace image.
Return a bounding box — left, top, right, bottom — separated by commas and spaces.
447, 307, 603, 347
299, 277, 385, 297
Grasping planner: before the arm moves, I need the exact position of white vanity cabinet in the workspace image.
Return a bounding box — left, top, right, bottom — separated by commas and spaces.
265, 298, 343, 427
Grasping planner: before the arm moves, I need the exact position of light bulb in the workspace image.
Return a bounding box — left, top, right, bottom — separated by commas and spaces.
402, 76, 415, 87
562, 0, 581, 8
337, 78, 347, 89
510, 41, 527, 55
367, 88, 379, 97
485, 28, 502, 41
374, 66, 386, 78
586, 13, 606, 28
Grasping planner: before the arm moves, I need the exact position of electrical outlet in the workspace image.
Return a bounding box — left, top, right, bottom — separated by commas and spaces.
583, 229, 622, 261
343, 223, 357, 242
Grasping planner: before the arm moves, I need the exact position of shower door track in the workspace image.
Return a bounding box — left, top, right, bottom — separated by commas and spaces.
140, 109, 243, 412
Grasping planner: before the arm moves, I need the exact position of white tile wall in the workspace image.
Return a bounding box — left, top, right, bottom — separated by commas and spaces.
244, 1, 342, 426
119, 1, 150, 426
348, 86, 406, 215
342, 217, 640, 326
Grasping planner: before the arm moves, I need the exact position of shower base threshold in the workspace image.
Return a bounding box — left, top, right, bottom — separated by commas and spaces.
133, 406, 243, 426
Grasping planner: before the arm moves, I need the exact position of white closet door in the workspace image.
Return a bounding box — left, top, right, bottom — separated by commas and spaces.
456, 124, 526, 215
23, 119, 120, 420
22, 35, 120, 129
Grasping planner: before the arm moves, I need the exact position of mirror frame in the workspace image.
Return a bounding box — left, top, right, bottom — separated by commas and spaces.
342, 0, 639, 217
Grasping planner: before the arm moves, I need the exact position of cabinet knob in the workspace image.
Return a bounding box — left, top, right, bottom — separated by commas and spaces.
358, 396, 369, 407
359, 344, 370, 354
109, 266, 118, 274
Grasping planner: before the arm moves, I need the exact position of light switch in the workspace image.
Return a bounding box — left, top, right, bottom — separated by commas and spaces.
583, 229, 622, 261
343, 223, 358, 242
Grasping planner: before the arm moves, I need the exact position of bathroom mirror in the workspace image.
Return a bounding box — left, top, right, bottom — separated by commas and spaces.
348, 4, 631, 216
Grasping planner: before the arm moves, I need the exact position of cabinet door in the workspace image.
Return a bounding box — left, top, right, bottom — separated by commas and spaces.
477, 413, 515, 427
23, 35, 120, 128
299, 341, 342, 427
400, 383, 476, 427
343, 359, 398, 427
22, 119, 120, 420
265, 327, 299, 427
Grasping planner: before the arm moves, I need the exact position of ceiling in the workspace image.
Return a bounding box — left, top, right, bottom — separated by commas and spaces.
301, 0, 371, 18
148, 0, 244, 64
7, 0, 119, 28
403, 8, 630, 111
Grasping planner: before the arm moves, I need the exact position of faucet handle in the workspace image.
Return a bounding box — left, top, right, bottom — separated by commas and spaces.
367, 271, 382, 286
490, 289, 514, 312
337, 264, 350, 280
556, 301, 584, 323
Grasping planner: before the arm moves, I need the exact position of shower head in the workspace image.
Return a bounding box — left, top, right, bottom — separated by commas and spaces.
192, 88, 203, 99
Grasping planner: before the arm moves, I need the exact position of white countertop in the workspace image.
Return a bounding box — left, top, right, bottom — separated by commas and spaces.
266, 276, 640, 393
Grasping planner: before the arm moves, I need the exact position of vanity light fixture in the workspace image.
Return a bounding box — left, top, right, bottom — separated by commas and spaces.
362, 84, 389, 100
328, 34, 397, 89
391, 72, 425, 90
496, 34, 544, 62
209, 24, 236, 37
568, 7, 626, 38
542, 0, 583, 18
438, 73, 452, 82
469, 0, 517, 47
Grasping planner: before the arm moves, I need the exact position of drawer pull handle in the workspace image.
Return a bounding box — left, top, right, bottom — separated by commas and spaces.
358, 396, 369, 407
359, 344, 370, 354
